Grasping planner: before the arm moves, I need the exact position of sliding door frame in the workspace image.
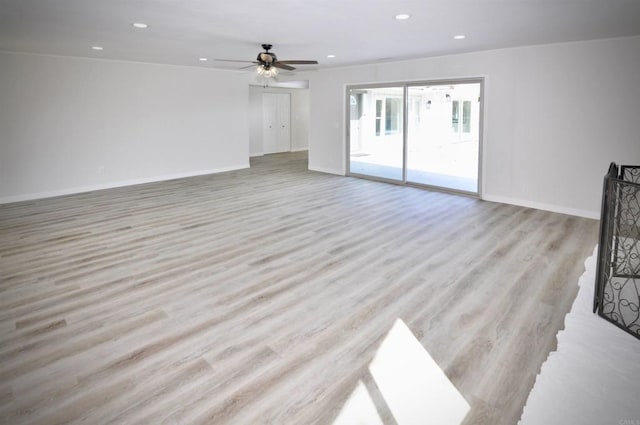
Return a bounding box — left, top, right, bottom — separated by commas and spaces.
346, 78, 484, 198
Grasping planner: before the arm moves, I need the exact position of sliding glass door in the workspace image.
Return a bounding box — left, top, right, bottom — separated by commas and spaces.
347, 80, 482, 195
406, 83, 481, 192
348, 86, 404, 181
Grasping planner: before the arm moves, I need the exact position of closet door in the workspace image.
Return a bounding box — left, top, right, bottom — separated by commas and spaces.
262, 93, 291, 154
276, 93, 291, 152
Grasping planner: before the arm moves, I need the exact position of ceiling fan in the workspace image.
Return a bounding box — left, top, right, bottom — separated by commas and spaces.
215, 44, 318, 72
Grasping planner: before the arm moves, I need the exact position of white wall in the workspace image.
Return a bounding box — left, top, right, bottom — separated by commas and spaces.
307, 36, 640, 218
0, 52, 250, 203
249, 85, 309, 156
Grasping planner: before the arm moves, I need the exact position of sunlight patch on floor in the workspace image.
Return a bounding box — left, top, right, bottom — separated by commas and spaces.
334, 319, 470, 425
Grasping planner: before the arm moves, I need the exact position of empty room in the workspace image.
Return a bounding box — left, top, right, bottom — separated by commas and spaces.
1, 1, 640, 425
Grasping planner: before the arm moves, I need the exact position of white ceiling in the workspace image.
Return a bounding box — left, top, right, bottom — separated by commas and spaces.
1, 0, 639, 73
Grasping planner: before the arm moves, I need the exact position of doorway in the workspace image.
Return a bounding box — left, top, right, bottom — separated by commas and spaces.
347, 79, 483, 196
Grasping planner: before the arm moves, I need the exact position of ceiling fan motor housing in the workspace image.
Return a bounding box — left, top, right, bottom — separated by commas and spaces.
258, 52, 276, 66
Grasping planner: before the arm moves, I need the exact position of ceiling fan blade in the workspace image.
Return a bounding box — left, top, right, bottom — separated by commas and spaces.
214, 59, 257, 63
239, 64, 258, 70
273, 62, 295, 71
278, 60, 318, 65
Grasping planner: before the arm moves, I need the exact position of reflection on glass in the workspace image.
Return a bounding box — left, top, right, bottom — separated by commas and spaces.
452, 100, 459, 131
349, 87, 404, 181
406, 83, 480, 192
385, 98, 401, 134
463, 101, 471, 133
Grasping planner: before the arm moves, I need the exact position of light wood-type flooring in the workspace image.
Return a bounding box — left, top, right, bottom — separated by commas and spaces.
0, 152, 598, 425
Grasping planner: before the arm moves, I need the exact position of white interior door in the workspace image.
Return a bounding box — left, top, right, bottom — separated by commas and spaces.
263, 93, 290, 154
277, 93, 291, 152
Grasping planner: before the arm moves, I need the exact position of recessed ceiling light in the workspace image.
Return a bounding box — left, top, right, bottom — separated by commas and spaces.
199, 57, 208, 62
91, 46, 103, 51
132, 22, 148, 29
327, 54, 336, 58
454, 35, 466, 40
394, 14, 411, 20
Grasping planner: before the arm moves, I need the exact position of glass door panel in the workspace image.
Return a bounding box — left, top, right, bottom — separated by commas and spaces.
349, 86, 404, 181
406, 83, 480, 193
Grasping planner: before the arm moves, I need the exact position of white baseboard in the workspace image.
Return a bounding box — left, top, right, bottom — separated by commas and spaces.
0, 163, 250, 204
308, 165, 345, 176
482, 194, 599, 219
252, 148, 306, 156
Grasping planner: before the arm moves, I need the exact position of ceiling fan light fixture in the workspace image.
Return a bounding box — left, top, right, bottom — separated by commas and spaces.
257, 65, 278, 78
257, 64, 278, 87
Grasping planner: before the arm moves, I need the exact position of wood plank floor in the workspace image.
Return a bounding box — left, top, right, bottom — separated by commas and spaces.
0, 151, 598, 425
